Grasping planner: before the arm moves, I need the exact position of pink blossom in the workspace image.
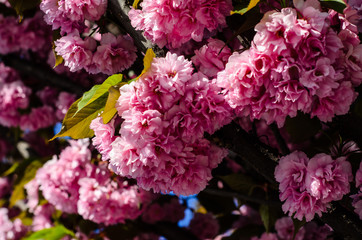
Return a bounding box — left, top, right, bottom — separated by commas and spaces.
0, 177, 10, 199
356, 161, 362, 190
192, 38, 232, 78
351, 192, 362, 220
275, 216, 305, 240
64, 0, 107, 22
0, 15, 21, 54
55, 32, 96, 72
36, 87, 58, 106
90, 117, 116, 161
32, 204, 55, 231
275, 151, 328, 221
0, 208, 27, 240
129, 0, 232, 49
77, 177, 148, 225
250, 233, 278, 240
88, 33, 137, 75
189, 213, 219, 239
305, 154, 352, 203
303, 221, 333, 240
55, 92, 76, 120
20, 106, 57, 131
24, 179, 40, 212
142, 203, 165, 224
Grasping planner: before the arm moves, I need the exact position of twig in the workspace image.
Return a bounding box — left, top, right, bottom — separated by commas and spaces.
270, 123, 290, 155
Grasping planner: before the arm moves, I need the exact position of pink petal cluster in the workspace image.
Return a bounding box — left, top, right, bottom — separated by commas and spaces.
192, 38, 232, 78
0, 12, 51, 55
0, 80, 31, 127
19, 106, 57, 131
188, 213, 220, 239
92, 52, 232, 195
31, 204, 55, 231
0, 208, 27, 240
31, 139, 152, 225
351, 161, 362, 220
86, 33, 137, 75
275, 151, 352, 221
0, 177, 10, 198
275, 217, 305, 240
129, 0, 232, 48
55, 92, 76, 120
55, 32, 137, 75
90, 117, 116, 161
349, 0, 362, 32
40, 0, 106, 34
217, 1, 362, 127
77, 178, 148, 225
141, 198, 185, 224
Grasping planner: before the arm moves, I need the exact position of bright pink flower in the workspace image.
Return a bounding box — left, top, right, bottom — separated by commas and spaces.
64, 0, 107, 22
90, 117, 116, 161
55, 32, 96, 72
189, 213, 219, 239
88, 33, 137, 75
129, 0, 232, 49
192, 38, 232, 78
305, 154, 352, 203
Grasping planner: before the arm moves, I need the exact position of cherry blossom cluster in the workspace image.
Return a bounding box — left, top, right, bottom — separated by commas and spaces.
40, 0, 137, 75
275, 151, 352, 221
351, 161, 362, 220
0, 208, 27, 240
217, 0, 362, 127
26, 139, 151, 226
251, 216, 332, 240
0, 63, 76, 131
142, 198, 185, 224
129, 0, 232, 49
91, 52, 233, 195
349, 0, 362, 32
0, 12, 51, 55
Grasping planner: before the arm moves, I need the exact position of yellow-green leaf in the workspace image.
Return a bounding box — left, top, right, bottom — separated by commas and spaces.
9, 160, 43, 207
137, 49, 155, 80
133, 0, 141, 9
231, 0, 261, 15
101, 85, 122, 124
8, 0, 40, 20
50, 74, 125, 140
24, 225, 75, 240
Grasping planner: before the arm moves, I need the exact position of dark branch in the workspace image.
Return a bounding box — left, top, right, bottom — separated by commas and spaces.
270, 123, 290, 155
1, 54, 84, 95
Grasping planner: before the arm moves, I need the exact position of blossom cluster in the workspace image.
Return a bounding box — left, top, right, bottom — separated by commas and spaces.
217, 0, 362, 127
0, 208, 27, 240
129, 0, 232, 49
26, 140, 150, 226
142, 198, 186, 224
351, 162, 362, 220
0, 63, 75, 131
275, 151, 352, 221
39, 0, 137, 75
91, 52, 233, 195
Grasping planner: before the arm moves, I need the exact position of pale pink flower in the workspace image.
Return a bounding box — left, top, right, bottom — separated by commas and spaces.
0, 208, 27, 240
90, 117, 116, 161
88, 33, 137, 75
32, 204, 55, 231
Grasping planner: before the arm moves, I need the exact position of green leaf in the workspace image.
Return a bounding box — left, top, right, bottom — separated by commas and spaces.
8, 0, 40, 21
219, 173, 256, 194
231, 0, 261, 15
24, 225, 75, 240
9, 160, 44, 207
259, 204, 270, 232
101, 85, 121, 124
2, 162, 20, 176
319, 0, 346, 14
50, 74, 124, 140
292, 218, 306, 240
